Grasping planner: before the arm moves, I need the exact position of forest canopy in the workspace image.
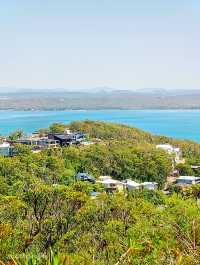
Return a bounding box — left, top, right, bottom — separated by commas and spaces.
1, 120, 200, 264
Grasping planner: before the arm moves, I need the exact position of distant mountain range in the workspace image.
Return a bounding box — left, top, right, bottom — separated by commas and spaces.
0, 87, 200, 110
1, 87, 200, 94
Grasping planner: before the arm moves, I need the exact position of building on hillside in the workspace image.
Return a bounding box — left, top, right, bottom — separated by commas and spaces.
123, 179, 158, 191
191, 165, 200, 170
75, 173, 95, 183
97, 176, 124, 192
48, 132, 86, 146
122, 179, 141, 190
156, 144, 184, 164
9, 137, 59, 150
8, 130, 86, 150
97, 176, 158, 192
0, 142, 12, 156
98, 176, 112, 181
176, 176, 200, 186
31, 132, 47, 138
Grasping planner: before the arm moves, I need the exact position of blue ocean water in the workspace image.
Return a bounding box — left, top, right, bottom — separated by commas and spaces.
0, 110, 200, 142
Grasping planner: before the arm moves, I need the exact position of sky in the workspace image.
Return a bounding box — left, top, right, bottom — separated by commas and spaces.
0, 0, 199, 90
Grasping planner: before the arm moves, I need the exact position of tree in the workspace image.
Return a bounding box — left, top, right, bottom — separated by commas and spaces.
49, 123, 67, 133
176, 163, 194, 176
8, 129, 24, 141
12, 143, 32, 156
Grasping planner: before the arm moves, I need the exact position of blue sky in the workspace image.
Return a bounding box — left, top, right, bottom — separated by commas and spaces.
0, 1, 199, 90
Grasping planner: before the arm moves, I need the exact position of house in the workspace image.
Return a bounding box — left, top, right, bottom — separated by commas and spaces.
36, 139, 59, 149
123, 179, 158, 191
98, 176, 112, 181
9, 137, 59, 150
48, 132, 85, 146
156, 144, 184, 164
7, 130, 86, 150
0, 142, 11, 156
156, 144, 177, 154
75, 173, 95, 183
123, 179, 141, 190
191, 165, 200, 170
176, 176, 200, 186
97, 176, 123, 192
97, 176, 158, 192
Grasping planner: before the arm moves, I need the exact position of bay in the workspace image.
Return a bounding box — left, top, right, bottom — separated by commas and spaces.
0, 109, 200, 142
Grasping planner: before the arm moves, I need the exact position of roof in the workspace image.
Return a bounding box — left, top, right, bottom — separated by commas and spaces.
191, 165, 200, 169
124, 179, 141, 187
76, 172, 92, 178
142, 181, 158, 185
54, 133, 85, 141
157, 144, 172, 148
177, 176, 200, 181
142, 182, 158, 185
54, 134, 72, 140
156, 144, 180, 153
0, 142, 10, 148
97, 179, 122, 185
76, 173, 95, 183
99, 176, 112, 181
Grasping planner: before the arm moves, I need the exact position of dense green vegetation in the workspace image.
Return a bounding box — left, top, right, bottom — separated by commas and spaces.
70, 120, 200, 169
1, 121, 200, 264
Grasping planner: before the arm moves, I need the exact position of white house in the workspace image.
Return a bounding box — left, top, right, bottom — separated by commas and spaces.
97, 176, 158, 192
98, 176, 112, 181
176, 176, 200, 186
191, 165, 200, 170
0, 142, 11, 156
156, 144, 184, 164
97, 176, 124, 192
123, 179, 141, 190
123, 179, 158, 191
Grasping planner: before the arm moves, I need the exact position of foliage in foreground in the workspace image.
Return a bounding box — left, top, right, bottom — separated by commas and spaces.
1, 183, 200, 264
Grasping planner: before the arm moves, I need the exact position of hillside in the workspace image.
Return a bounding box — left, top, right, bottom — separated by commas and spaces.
69, 120, 200, 160
1, 121, 200, 264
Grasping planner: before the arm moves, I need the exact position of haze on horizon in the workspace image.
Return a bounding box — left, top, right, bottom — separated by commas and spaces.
0, 1, 199, 91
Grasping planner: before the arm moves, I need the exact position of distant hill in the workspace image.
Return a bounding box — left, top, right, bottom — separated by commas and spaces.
0, 88, 200, 110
